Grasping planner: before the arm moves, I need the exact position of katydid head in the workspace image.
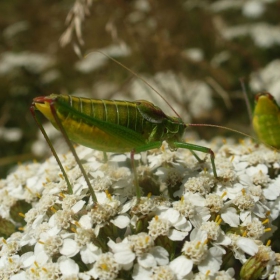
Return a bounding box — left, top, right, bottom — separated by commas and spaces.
254, 92, 279, 115
255, 91, 276, 103
32, 95, 58, 125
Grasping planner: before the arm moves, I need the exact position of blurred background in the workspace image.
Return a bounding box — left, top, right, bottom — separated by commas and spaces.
0, 0, 280, 178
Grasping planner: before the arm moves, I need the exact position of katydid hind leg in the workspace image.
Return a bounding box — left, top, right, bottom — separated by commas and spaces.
49, 102, 97, 203
30, 105, 73, 194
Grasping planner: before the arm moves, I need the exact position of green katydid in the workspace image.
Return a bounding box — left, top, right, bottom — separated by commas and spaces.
252, 92, 280, 149
30, 94, 218, 202
241, 80, 280, 149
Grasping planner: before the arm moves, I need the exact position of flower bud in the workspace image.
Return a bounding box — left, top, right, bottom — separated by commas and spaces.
240, 245, 270, 280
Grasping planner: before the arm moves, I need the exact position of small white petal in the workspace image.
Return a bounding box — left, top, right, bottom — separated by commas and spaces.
79, 214, 93, 229
150, 246, 169, 265
114, 250, 135, 265
110, 215, 130, 228
71, 200, 85, 213
176, 219, 192, 232
59, 257, 79, 276
10, 271, 27, 280
169, 255, 193, 278
138, 253, 156, 268
60, 239, 79, 257
209, 246, 226, 257
32, 214, 44, 229
120, 200, 134, 214
60, 232, 74, 239
268, 198, 280, 220
263, 185, 280, 200
198, 246, 225, 274
132, 263, 152, 280
20, 252, 35, 268
108, 239, 128, 252
240, 211, 251, 223
253, 201, 269, 218
80, 243, 101, 264
47, 225, 61, 237
190, 228, 208, 242
168, 229, 189, 241
48, 214, 56, 227
216, 233, 231, 246
160, 208, 180, 224
221, 207, 240, 227
236, 237, 258, 255
34, 243, 49, 265
108, 239, 135, 265
90, 170, 104, 178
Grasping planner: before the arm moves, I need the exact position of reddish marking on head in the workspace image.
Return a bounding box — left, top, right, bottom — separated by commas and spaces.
255, 92, 274, 102
33, 96, 55, 104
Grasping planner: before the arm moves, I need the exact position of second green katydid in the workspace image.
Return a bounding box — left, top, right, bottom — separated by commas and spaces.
241, 79, 280, 149
30, 94, 218, 202
252, 92, 280, 149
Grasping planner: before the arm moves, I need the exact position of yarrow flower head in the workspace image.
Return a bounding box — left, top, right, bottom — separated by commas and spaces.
1, 137, 280, 279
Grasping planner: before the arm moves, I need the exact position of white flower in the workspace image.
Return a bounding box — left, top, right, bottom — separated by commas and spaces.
0, 255, 22, 278
197, 246, 225, 275
148, 141, 176, 169
263, 174, 280, 200
149, 208, 192, 240
2, 138, 280, 278
151, 265, 177, 280
108, 233, 169, 270
180, 193, 211, 227
184, 175, 215, 195
80, 242, 102, 264
190, 220, 231, 247
88, 252, 121, 280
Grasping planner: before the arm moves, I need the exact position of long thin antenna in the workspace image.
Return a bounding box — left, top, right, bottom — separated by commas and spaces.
87, 51, 275, 151
188, 123, 252, 138
240, 78, 252, 122
86, 51, 183, 121
188, 123, 279, 151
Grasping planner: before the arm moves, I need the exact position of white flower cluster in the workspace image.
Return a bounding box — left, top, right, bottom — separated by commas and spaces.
0, 138, 280, 279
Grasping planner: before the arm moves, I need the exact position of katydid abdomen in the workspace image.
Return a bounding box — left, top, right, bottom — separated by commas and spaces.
252, 92, 280, 149
33, 94, 185, 153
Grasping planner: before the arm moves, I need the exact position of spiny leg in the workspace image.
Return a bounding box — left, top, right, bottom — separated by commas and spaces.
173, 141, 218, 178
30, 105, 73, 194
49, 102, 97, 203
